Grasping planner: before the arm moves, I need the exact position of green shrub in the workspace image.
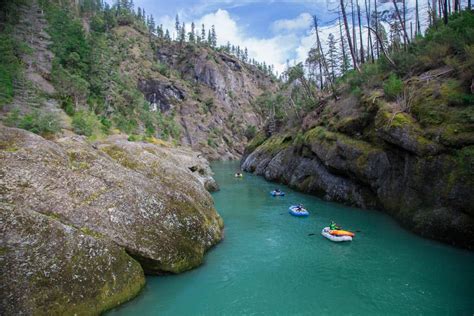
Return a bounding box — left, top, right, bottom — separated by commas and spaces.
383, 74, 404, 101
207, 137, 217, 148
203, 98, 214, 113
127, 134, 141, 142
245, 125, 257, 140
5, 109, 61, 135
72, 110, 101, 137
0, 32, 22, 108
152, 62, 170, 77
440, 79, 470, 106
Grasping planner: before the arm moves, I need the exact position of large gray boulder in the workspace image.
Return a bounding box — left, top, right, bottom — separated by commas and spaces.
0, 125, 224, 314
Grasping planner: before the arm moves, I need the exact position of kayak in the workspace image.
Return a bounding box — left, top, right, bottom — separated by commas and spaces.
234, 173, 243, 178
288, 205, 309, 217
270, 191, 285, 196
329, 229, 355, 237
322, 227, 352, 242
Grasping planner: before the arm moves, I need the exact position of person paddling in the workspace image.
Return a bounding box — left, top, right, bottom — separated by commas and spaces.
330, 220, 341, 230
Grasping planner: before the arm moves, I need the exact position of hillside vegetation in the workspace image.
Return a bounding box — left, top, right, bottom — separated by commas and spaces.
242, 11, 474, 249
0, 0, 277, 159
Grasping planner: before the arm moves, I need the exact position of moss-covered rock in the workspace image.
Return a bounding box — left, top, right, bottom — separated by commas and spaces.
0, 125, 224, 313
242, 87, 474, 249
1, 204, 145, 315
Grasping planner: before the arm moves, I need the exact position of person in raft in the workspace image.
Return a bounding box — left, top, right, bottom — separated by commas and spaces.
296, 204, 304, 211
330, 221, 341, 230
275, 188, 281, 193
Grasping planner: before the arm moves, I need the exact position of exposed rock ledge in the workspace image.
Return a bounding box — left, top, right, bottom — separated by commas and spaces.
241, 128, 474, 250
0, 125, 223, 314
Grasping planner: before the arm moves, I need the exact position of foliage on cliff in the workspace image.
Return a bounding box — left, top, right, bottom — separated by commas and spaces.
0, 0, 277, 159
242, 10, 474, 249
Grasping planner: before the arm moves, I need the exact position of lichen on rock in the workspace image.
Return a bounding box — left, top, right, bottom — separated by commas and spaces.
0, 125, 224, 314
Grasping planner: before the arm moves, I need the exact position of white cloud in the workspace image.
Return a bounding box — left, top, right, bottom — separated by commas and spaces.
155, 0, 433, 76
272, 13, 313, 33
157, 9, 300, 74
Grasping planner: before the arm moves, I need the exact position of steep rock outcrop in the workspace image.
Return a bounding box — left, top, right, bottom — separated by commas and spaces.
0, 125, 224, 313
107, 26, 278, 160
242, 92, 474, 249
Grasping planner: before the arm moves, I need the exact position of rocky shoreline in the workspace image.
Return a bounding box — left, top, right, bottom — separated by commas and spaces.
0, 125, 224, 314
241, 115, 474, 250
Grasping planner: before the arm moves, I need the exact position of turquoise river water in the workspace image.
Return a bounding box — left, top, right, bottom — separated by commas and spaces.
109, 161, 474, 315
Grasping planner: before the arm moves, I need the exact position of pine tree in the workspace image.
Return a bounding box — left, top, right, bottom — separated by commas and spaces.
207, 29, 212, 46
327, 33, 338, 81
165, 29, 171, 41
226, 41, 231, 52
156, 24, 164, 39
148, 15, 155, 34
243, 47, 248, 62
180, 22, 186, 42
201, 24, 206, 43
175, 14, 180, 40
189, 22, 196, 43
211, 25, 217, 47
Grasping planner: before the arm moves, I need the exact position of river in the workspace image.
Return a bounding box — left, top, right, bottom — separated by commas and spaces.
109, 161, 474, 315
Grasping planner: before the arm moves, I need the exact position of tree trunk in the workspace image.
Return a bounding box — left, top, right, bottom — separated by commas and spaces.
365, 0, 374, 62
341, 0, 360, 71
366, 26, 396, 67
314, 15, 336, 96
403, 0, 407, 46
444, 0, 448, 24
374, 0, 380, 59
351, 0, 358, 62
338, 13, 349, 72
430, 0, 437, 25
357, 0, 365, 64
416, 0, 421, 35
392, 0, 410, 45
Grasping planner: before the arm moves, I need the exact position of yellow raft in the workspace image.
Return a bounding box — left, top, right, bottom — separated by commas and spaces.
329, 229, 355, 237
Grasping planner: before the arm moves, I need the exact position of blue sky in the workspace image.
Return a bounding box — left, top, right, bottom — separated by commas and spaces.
120, 0, 428, 73
125, 0, 343, 73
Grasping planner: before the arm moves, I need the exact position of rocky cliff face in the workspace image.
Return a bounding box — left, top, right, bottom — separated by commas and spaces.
242, 81, 474, 249
0, 125, 224, 314
108, 26, 277, 160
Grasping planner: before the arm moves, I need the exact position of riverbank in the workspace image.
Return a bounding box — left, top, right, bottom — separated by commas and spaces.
108, 161, 474, 315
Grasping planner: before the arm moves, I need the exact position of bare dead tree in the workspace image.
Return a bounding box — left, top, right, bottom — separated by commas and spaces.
416, 0, 421, 35
443, 0, 448, 24
341, 0, 360, 72
366, 26, 396, 67
314, 16, 337, 99
374, 0, 380, 58
357, 0, 365, 63
351, 0, 358, 62
338, 12, 349, 71
392, 0, 411, 46
365, 0, 375, 62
